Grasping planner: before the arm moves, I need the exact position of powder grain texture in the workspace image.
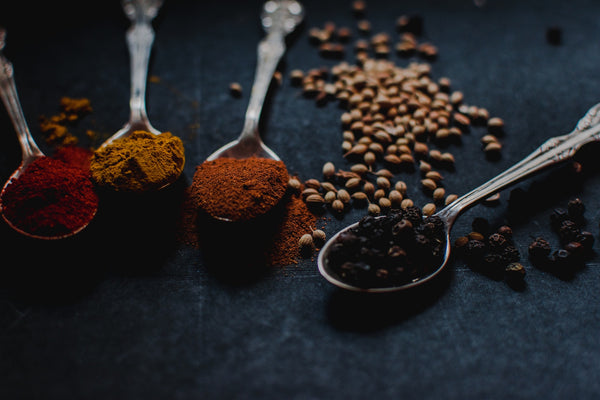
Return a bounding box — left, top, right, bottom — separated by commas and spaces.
192, 157, 289, 222
90, 130, 185, 192
1, 156, 98, 237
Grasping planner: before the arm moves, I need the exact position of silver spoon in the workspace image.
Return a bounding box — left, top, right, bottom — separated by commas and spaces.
0, 28, 97, 239
95, 0, 183, 191
318, 102, 600, 293
101, 0, 164, 147
206, 0, 304, 161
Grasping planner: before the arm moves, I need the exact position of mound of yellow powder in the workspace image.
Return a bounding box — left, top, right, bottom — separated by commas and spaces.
90, 130, 185, 192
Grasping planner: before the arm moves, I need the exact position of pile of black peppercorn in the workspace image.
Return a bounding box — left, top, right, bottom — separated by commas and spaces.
528, 198, 594, 278
454, 217, 525, 285
325, 206, 446, 288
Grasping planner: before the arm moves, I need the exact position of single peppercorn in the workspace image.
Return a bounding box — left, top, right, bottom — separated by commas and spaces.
488, 232, 507, 252
505, 262, 526, 283
575, 231, 595, 251
550, 208, 571, 231
567, 198, 585, 223
528, 237, 552, 267
501, 245, 520, 264
496, 225, 513, 241
558, 219, 580, 244
463, 239, 486, 265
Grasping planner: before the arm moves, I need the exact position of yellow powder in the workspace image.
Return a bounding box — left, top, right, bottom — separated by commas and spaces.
39, 97, 92, 147
90, 130, 185, 192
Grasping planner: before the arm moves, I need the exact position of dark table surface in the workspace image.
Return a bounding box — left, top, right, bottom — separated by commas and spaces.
2, 0, 600, 399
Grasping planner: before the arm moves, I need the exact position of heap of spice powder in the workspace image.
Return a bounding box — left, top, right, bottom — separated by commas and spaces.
179, 161, 320, 266
191, 157, 289, 222
0, 156, 98, 238
90, 130, 185, 192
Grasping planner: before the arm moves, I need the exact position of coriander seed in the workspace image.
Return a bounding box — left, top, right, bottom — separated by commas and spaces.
312, 229, 327, 245
288, 178, 301, 191
423, 203, 436, 216
299, 233, 314, 249
229, 82, 243, 98
368, 203, 381, 215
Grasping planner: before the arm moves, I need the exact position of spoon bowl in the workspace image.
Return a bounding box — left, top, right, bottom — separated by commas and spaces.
206, 0, 304, 162
318, 102, 600, 292
0, 28, 97, 240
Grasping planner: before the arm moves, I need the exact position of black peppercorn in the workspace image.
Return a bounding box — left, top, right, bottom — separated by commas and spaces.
564, 241, 584, 261
558, 219, 580, 244
505, 262, 526, 282
551, 249, 572, 269
550, 208, 571, 231
575, 231, 595, 251
528, 237, 551, 261
488, 232, 507, 252
403, 205, 423, 226
567, 198, 585, 222
464, 239, 486, 264
425, 215, 446, 237
496, 225, 513, 241
501, 245, 520, 264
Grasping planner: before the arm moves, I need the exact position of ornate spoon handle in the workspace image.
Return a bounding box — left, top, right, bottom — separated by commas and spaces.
0, 28, 44, 165
240, 0, 304, 142
121, 0, 163, 133
438, 103, 600, 225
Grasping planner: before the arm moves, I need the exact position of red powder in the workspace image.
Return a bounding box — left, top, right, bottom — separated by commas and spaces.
53, 145, 93, 173
1, 156, 98, 238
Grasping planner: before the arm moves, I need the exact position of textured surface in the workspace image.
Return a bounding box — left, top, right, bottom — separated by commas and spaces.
1, 0, 600, 398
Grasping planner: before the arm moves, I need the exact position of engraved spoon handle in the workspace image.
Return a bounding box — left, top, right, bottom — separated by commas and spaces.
438, 103, 600, 225
239, 0, 304, 142
0, 29, 44, 165
122, 0, 163, 132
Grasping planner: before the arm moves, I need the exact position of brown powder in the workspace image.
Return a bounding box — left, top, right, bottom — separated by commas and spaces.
191, 157, 289, 222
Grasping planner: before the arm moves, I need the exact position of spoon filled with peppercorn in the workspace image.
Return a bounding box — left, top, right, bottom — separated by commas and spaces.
195, 1, 303, 222
318, 102, 600, 292
91, 0, 185, 192
0, 29, 99, 239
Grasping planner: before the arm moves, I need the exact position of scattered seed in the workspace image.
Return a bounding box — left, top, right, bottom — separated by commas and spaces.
368, 203, 381, 215
288, 178, 301, 191
304, 179, 321, 190
423, 203, 436, 216
305, 194, 325, 205
421, 178, 437, 192
229, 82, 242, 98
433, 187, 446, 202
324, 191, 337, 203
298, 233, 315, 249
401, 198, 414, 209
445, 194, 458, 205
332, 199, 345, 213
337, 189, 351, 203
290, 69, 304, 86
312, 229, 327, 245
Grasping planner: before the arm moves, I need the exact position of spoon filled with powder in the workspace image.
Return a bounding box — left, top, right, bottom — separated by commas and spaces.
193, 0, 304, 222
90, 0, 185, 192
0, 29, 99, 239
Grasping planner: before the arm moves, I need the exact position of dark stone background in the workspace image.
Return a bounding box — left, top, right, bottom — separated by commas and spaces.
1, 0, 600, 398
